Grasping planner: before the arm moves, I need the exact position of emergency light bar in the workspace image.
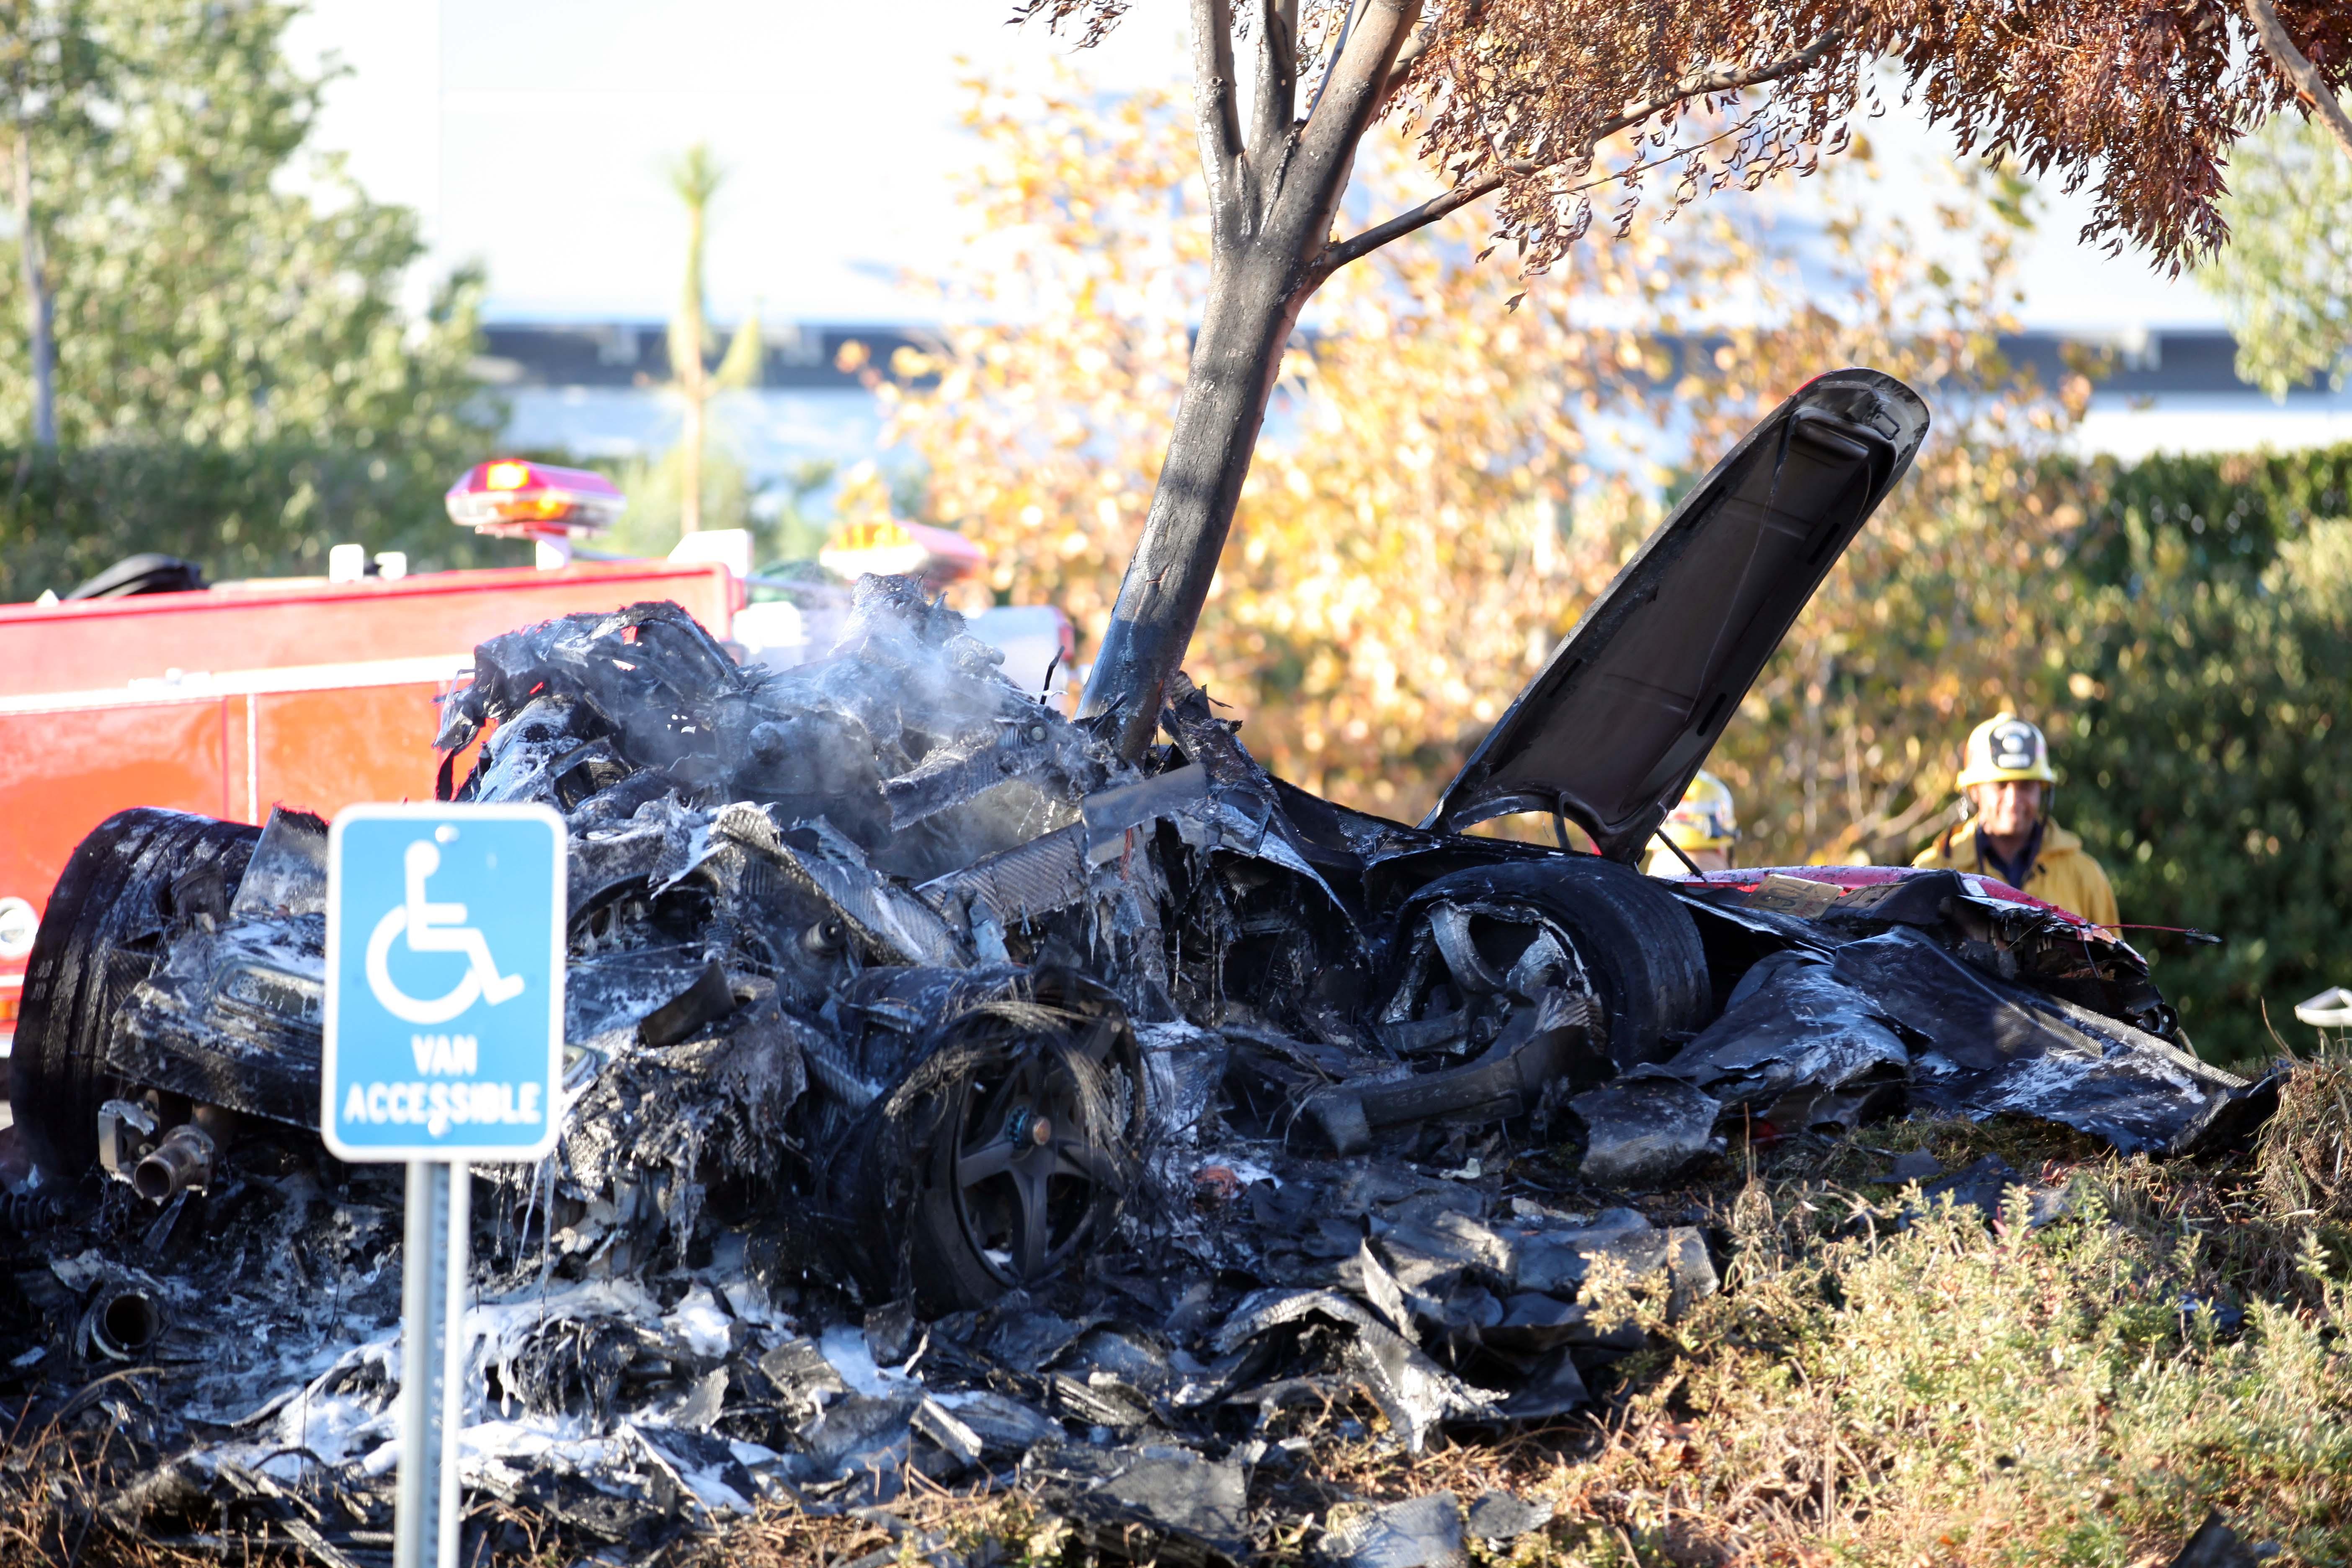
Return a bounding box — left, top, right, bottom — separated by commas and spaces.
818, 517, 986, 585
446, 459, 626, 539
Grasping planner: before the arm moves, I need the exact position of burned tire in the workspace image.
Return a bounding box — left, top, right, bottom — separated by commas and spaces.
832, 973, 1145, 1316
11, 809, 261, 1179
1393, 858, 1709, 1072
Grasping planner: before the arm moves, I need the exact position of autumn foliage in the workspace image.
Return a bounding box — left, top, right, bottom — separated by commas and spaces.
1027, 0, 2352, 270
880, 77, 1637, 814
876, 76, 2064, 841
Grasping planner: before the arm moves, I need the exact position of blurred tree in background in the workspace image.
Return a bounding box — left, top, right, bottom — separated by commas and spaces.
607, 443, 758, 560
0, 444, 534, 601
2198, 111, 2352, 400
879, 72, 1679, 812
0, 0, 498, 598
2044, 450, 2352, 1067
649, 143, 763, 544
757, 458, 845, 566
599, 143, 768, 559
1677, 170, 2097, 871
881, 73, 2079, 822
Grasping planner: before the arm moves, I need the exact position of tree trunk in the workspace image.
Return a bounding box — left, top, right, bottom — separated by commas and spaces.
1079, 250, 1309, 758
680, 382, 703, 535
674, 185, 709, 536
1077, 0, 1417, 758
2242, 0, 2352, 161
14, 125, 54, 450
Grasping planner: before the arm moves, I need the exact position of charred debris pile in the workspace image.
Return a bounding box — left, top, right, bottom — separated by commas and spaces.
0, 577, 2275, 1566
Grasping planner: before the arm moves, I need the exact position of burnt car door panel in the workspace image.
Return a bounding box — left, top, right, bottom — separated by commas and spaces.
1426, 369, 1929, 861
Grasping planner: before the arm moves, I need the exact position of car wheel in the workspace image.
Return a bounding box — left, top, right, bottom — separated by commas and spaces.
1390, 857, 1710, 1072
11, 809, 262, 1179
833, 973, 1145, 1316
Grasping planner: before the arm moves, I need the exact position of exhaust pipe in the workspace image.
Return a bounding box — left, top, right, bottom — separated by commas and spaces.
80, 1287, 164, 1361
131, 1122, 217, 1204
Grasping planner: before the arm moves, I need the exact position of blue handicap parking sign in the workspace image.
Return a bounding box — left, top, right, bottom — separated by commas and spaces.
323, 804, 567, 1162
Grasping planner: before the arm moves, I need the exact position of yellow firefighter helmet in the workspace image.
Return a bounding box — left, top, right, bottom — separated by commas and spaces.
1955, 712, 2057, 789
1661, 770, 1739, 851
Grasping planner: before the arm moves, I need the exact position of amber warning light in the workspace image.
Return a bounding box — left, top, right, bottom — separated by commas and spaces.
445, 459, 626, 539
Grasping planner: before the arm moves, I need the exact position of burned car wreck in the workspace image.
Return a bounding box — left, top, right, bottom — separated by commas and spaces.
1, 369, 2274, 1561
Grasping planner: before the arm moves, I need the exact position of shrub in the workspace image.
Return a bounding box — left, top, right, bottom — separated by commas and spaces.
2039, 451, 2352, 1070
0, 443, 532, 602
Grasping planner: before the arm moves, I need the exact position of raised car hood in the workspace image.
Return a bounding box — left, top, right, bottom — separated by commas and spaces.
1424, 368, 1929, 859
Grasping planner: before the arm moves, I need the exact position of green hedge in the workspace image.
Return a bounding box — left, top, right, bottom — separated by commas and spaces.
0, 443, 531, 601
2066, 444, 2352, 582
2042, 445, 2352, 1070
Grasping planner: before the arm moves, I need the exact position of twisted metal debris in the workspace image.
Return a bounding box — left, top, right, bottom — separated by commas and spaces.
0, 371, 2276, 1564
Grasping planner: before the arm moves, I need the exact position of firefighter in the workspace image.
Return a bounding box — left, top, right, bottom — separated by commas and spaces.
1647, 770, 1738, 876
1913, 712, 2119, 928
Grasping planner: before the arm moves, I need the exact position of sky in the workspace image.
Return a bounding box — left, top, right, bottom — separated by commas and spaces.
287, 0, 2230, 333
287, 0, 1185, 322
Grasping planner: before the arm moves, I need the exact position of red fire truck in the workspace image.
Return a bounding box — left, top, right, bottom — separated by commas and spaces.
0, 462, 738, 1048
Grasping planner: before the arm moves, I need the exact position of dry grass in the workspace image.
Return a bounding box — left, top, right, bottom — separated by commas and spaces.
0, 1377, 213, 1568
2257, 1032, 2352, 1251
1262, 1059, 2352, 1567
679, 1478, 1067, 1568
1511, 1183, 2348, 1565
13, 1047, 2352, 1567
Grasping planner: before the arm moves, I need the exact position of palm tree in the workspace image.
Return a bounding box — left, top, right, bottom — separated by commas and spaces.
665, 144, 761, 534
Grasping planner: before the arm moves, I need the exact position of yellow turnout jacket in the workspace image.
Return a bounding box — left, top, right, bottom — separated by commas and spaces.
1911, 819, 2120, 931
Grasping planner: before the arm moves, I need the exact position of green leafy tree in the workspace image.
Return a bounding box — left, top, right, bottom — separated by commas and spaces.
2194, 2, 2352, 400
0, 443, 530, 600
2200, 111, 2352, 400
607, 442, 756, 559
2039, 446, 2352, 1070
662, 143, 762, 539
0, 0, 102, 448
604, 454, 836, 572
0, 0, 490, 455
0, 0, 499, 596
758, 457, 840, 565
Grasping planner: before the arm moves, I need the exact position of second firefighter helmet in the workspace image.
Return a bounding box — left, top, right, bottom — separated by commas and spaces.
1662, 770, 1739, 851
1955, 712, 2057, 790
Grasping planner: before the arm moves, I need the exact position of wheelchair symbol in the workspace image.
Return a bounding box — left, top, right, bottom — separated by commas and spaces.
364, 835, 527, 1026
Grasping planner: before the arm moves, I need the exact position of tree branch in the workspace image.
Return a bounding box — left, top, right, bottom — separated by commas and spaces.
1193, 0, 1247, 237
1242, 0, 1297, 228
1376, 7, 1451, 111
1248, 0, 1296, 159
2242, 0, 2352, 162
1284, 0, 1420, 245
1302, 0, 1365, 123
1316, 170, 1502, 274
1315, 30, 1843, 277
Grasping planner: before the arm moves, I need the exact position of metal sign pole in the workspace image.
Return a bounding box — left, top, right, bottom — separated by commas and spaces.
326, 804, 563, 1568
394, 1160, 470, 1568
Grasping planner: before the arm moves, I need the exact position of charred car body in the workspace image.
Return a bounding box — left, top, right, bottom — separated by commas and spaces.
9, 370, 2265, 1322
